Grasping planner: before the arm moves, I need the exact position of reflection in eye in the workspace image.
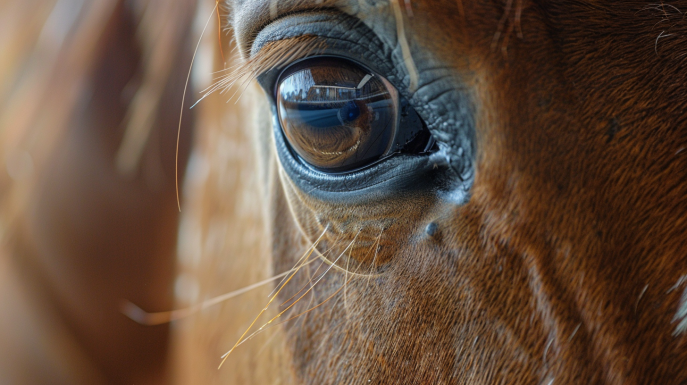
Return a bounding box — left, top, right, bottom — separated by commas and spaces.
277, 58, 399, 172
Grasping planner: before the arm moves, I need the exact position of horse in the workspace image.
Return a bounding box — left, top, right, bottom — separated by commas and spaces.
2, 0, 687, 384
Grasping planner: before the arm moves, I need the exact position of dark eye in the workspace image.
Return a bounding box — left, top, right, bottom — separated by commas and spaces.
276, 57, 434, 173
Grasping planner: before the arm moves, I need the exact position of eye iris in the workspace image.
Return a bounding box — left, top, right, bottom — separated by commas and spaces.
277, 58, 398, 172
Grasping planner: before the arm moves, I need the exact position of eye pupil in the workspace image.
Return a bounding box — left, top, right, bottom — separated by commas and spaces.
340, 101, 360, 123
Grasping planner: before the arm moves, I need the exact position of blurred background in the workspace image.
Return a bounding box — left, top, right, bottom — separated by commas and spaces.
0, 0, 215, 383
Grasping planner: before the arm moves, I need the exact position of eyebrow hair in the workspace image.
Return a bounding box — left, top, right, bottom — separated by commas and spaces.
198, 35, 326, 103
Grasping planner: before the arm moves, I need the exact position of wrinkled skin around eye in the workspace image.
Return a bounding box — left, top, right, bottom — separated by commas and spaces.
172, 1, 687, 384
277, 58, 398, 172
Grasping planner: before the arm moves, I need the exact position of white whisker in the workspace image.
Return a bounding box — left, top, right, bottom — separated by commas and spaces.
269, 224, 330, 298
175, 0, 219, 211
220, 231, 361, 360
120, 258, 320, 326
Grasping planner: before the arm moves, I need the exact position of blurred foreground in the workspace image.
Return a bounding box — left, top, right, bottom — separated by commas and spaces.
0, 0, 197, 382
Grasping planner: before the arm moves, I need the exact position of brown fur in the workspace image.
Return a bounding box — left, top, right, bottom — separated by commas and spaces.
196, 0, 687, 383
3, 0, 687, 384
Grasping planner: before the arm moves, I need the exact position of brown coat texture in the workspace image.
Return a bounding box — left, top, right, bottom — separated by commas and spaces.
2, 0, 687, 384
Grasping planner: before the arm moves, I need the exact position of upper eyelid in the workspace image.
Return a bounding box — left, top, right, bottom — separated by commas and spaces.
232, 1, 344, 56
214, 10, 410, 108
248, 11, 419, 102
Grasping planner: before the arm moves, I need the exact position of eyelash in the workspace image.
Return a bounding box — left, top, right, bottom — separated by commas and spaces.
198, 36, 327, 104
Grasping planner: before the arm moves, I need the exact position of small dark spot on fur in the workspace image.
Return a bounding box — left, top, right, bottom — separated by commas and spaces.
605, 117, 621, 143
425, 222, 438, 237
538, 95, 552, 108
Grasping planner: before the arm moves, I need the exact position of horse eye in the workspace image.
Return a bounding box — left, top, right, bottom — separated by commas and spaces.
277, 57, 410, 172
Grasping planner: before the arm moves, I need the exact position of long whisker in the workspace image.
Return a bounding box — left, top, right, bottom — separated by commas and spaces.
271, 236, 354, 319
176, 1, 218, 212
217, 231, 330, 369
366, 229, 384, 288
269, 225, 330, 299
215, 0, 225, 64
258, 231, 360, 326
230, 235, 375, 355
231, 235, 366, 352
294, 258, 318, 329
279, 232, 344, 307
120, 258, 320, 326
344, 241, 352, 317
278, 255, 326, 308
284, 272, 355, 323
220, 231, 361, 362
